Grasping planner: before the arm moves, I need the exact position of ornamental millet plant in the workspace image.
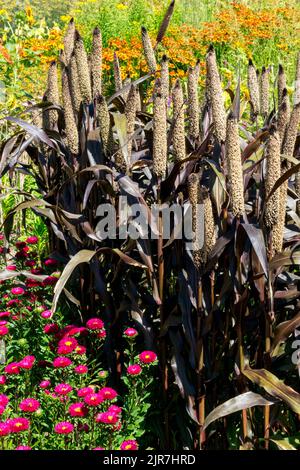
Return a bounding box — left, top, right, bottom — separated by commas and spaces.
0, 0, 300, 451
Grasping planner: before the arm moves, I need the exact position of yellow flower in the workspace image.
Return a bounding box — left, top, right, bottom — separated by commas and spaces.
60, 15, 72, 23
116, 3, 128, 10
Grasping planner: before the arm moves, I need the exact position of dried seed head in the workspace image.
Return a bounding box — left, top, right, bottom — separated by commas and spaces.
295, 51, 300, 106
188, 173, 202, 266
69, 52, 82, 115
62, 69, 79, 154
63, 18, 75, 65
160, 55, 169, 102
270, 180, 287, 257
153, 79, 167, 178
43, 60, 59, 129
114, 150, 127, 173
91, 26, 102, 97
260, 66, 269, 117
295, 171, 300, 216
277, 88, 290, 142
96, 95, 112, 155
206, 47, 226, 142
282, 103, 300, 168
264, 127, 281, 228
141, 26, 157, 73
278, 64, 287, 106
113, 52, 123, 92
225, 113, 245, 217
201, 188, 216, 263
248, 59, 260, 118
74, 30, 92, 103
187, 65, 199, 140
122, 73, 131, 102
125, 85, 137, 159
172, 79, 186, 162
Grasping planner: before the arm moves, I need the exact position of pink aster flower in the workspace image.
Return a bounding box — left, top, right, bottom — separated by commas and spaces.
57, 337, 78, 355
7, 417, 29, 433
25, 260, 36, 267
74, 365, 88, 375
127, 364, 142, 376
97, 329, 106, 339
0, 325, 8, 336
0, 394, 9, 407
124, 327, 138, 338
95, 411, 119, 425
6, 265, 17, 271
16, 445, 32, 450
0, 405, 6, 415
86, 318, 104, 331
0, 311, 10, 318
77, 387, 94, 398
39, 380, 51, 389
99, 387, 117, 401
84, 393, 103, 407
0, 422, 10, 436
19, 355, 35, 370
44, 258, 58, 267
44, 323, 59, 334
19, 398, 40, 412
54, 383, 73, 396
69, 402, 88, 417
54, 421, 74, 434
4, 362, 20, 375
26, 236, 38, 244
0, 375, 6, 385
108, 405, 122, 415
98, 370, 108, 379
11, 287, 25, 296
53, 357, 72, 368
139, 350, 157, 364
41, 310, 52, 319
74, 345, 86, 355
120, 439, 138, 450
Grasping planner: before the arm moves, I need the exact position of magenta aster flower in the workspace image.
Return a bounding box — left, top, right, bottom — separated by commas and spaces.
4, 362, 20, 375
19, 398, 40, 412
26, 236, 38, 244
127, 364, 142, 375
120, 439, 138, 450
16, 241, 26, 249
124, 327, 138, 338
84, 393, 103, 407
95, 411, 119, 425
108, 405, 122, 415
19, 355, 35, 370
0, 394, 9, 408
0, 325, 8, 336
99, 387, 117, 401
74, 345, 86, 355
54, 383, 73, 396
0, 422, 10, 436
97, 329, 106, 339
6, 265, 17, 271
16, 445, 32, 450
74, 365, 88, 375
65, 326, 87, 337
41, 310, 52, 319
0, 375, 6, 385
44, 258, 58, 267
54, 421, 74, 434
69, 402, 88, 417
39, 380, 51, 389
7, 417, 29, 433
86, 318, 104, 331
53, 357, 72, 368
42, 276, 58, 286
0, 311, 10, 318
0, 405, 6, 415
44, 323, 59, 334
57, 337, 78, 355
139, 350, 157, 364
77, 387, 94, 398
11, 287, 25, 296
